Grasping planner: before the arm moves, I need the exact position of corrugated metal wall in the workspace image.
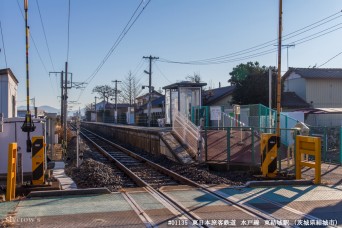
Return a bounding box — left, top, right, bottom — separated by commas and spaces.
307, 79, 342, 108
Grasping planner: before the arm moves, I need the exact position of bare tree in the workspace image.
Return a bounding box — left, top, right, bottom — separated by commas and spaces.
186, 72, 201, 83
92, 85, 115, 105
84, 103, 93, 111
120, 71, 142, 106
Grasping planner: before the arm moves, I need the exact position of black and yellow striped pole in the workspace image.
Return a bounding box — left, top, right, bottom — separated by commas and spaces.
32, 136, 45, 185
21, 0, 36, 152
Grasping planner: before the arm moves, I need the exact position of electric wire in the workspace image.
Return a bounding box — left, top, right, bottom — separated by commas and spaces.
181, 13, 342, 64
84, 0, 150, 85
131, 58, 145, 77
159, 23, 342, 65
0, 19, 8, 68
66, 0, 71, 62
155, 62, 172, 83
76, 0, 152, 102
318, 50, 342, 67
16, 0, 49, 74
36, 0, 55, 71
35, 0, 58, 96
158, 10, 342, 65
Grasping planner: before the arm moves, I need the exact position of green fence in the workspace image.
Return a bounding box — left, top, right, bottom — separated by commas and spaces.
308, 126, 342, 164
202, 126, 341, 172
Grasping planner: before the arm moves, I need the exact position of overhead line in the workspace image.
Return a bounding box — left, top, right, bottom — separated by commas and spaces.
318, 50, 342, 67
16, 0, 49, 74
66, 0, 71, 62
87, 0, 152, 84
84, 0, 146, 84
155, 62, 174, 83
158, 10, 342, 65
76, 0, 152, 102
159, 22, 342, 65
0, 20, 8, 68
36, 0, 55, 71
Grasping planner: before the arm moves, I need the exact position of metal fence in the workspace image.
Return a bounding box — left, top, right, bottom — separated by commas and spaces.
193, 104, 303, 146
202, 126, 341, 171
308, 126, 342, 164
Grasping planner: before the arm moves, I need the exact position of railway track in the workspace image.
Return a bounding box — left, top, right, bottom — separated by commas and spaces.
79, 127, 184, 189
73, 126, 314, 228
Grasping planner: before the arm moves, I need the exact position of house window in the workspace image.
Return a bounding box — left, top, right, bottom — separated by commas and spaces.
12, 95, 16, 117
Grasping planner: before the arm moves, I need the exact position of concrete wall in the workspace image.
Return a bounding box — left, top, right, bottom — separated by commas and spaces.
284, 73, 306, 100
0, 70, 18, 118
81, 122, 164, 155
0, 118, 45, 175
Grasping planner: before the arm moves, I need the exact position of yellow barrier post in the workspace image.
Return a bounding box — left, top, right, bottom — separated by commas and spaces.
32, 136, 45, 185
260, 133, 278, 177
295, 136, 321, 184
6, 143, 17, 201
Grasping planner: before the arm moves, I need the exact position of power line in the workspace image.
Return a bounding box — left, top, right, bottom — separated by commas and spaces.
159, 22, 342, 65
16, 0, 49, 74
66, 0, 71, 62
76, 0, 152, 102
0, 19, 7, 68
84, 0, 151, 85
36, 0, 55, 71
158, 10, 342, 65
131, 58, 145, 76
154, 62, 172, 83
318, 50, 342, 67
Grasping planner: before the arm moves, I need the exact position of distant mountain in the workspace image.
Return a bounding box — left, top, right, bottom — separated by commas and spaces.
17, 105, 60, 114
39, 106, 60, 114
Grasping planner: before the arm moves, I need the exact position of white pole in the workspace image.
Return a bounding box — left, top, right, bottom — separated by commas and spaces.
269, 68, 272, 132
76, 129, 79, 168
76, 116, 80, 167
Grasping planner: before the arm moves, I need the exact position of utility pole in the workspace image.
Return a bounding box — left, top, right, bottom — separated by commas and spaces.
269, 68, 272, 133
76, 116, 80, 168
63, 62, 68, 156
60, 71, 64, 127
276, 0, 283, 145
283, 44, 295, 70
112, 80, 121, 124
143, 55, 159, 127
49, 71, 65, 127
94, 96, 98, 122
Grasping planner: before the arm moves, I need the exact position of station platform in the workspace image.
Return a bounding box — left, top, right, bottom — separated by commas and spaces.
1, 183, 341, 227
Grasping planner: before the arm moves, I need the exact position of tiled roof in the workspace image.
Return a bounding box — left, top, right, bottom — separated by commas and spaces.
203, 86, 235, 105
283, 68, 342, 80
281, 92, 310, 108
163, 81, 207, 89
139, 96, 165, 109
136, 90, 163, 100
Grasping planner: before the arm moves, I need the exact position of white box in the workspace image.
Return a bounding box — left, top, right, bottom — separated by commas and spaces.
0, 118, 45, 174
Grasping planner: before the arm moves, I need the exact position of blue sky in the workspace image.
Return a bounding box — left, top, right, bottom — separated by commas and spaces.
1, 0, 342, 110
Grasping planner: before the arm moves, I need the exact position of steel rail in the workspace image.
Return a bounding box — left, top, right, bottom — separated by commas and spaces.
77, 126, 319, 228
78, 127, 205, 227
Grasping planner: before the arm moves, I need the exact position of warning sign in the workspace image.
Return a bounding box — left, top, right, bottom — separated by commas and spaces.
210, 106, 221, 121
